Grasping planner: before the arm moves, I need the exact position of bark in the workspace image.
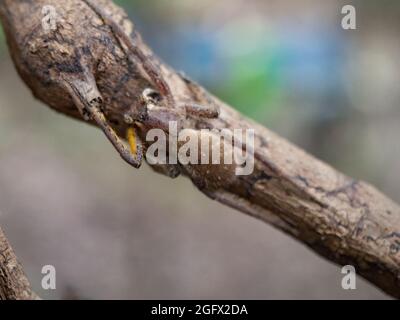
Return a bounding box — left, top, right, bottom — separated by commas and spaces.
0, 0, 399, 298
0, 227, 38, 299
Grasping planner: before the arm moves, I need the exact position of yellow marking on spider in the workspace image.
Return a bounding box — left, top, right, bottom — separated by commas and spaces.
126, 127, 137, 155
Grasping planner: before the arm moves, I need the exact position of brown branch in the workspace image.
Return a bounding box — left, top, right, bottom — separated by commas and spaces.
0, 227, 38, 300
1, 0, 399, 298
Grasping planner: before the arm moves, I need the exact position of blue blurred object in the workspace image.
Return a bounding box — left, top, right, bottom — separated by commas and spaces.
169, 27, 221, 85
279, 25, 348, 118
100, 2, 350, 123
148, 17, 348, 122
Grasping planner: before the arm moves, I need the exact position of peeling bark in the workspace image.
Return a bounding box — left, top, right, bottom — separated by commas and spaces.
0, 0, 399, 298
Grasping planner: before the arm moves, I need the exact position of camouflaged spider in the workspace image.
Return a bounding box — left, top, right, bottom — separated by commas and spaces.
65, 0, 219, 168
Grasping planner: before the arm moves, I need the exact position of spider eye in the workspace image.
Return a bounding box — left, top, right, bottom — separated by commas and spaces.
142, 88, 162, 104
123, 114, 134, 124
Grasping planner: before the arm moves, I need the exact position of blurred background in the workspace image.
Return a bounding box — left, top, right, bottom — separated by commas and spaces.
0, 0, 399, 299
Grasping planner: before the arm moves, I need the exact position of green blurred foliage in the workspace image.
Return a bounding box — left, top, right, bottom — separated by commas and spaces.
217, 50, 281, 119
0, 24, 4, 52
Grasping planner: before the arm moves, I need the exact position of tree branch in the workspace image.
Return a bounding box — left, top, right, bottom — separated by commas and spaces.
0, 0, 399, 298
0, 227, 38, 300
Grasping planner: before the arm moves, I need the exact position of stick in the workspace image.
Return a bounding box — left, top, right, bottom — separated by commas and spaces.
0, 227, 38, 300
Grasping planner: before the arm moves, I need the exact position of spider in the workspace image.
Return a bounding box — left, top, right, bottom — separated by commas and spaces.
63, 0, 219, 169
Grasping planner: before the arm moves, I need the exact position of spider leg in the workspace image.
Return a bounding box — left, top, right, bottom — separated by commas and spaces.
181, 103, 220, 119
82, 0, 173, 104
63, 79, 143, 168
